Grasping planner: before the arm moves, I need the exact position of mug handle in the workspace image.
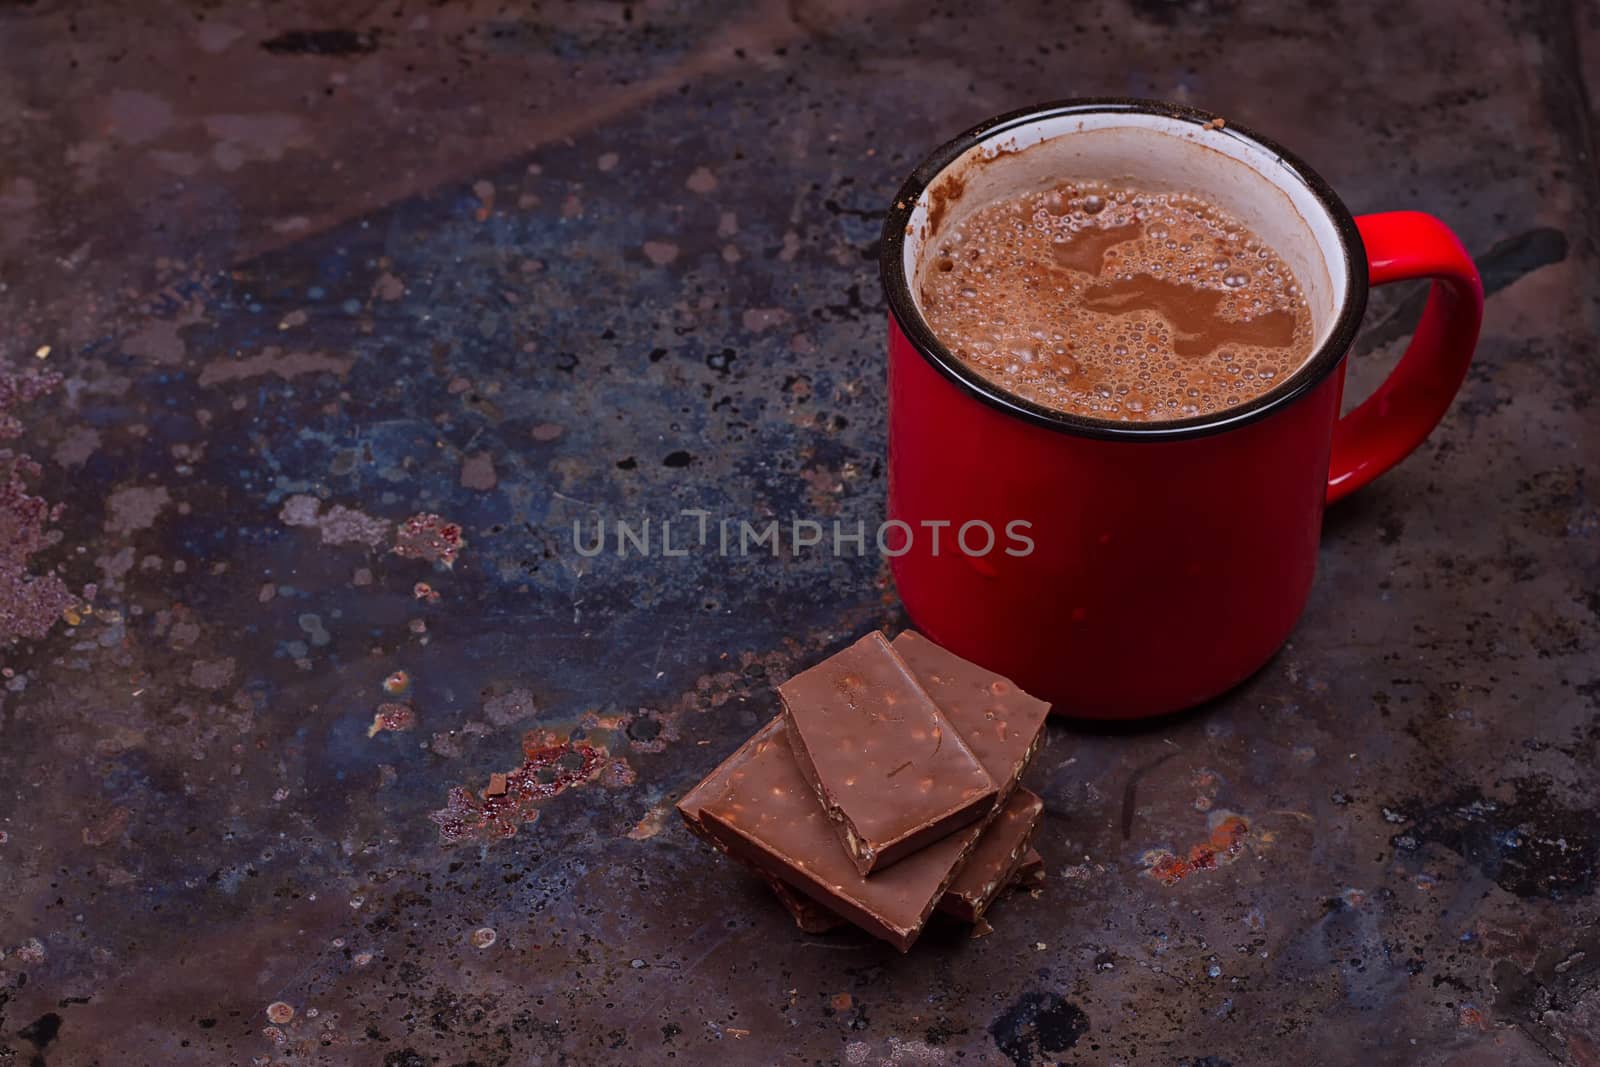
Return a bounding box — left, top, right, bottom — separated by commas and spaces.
1326, 211, 1484, 504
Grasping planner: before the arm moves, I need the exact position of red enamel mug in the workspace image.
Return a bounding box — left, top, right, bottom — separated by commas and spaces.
881, 100, 1483, 719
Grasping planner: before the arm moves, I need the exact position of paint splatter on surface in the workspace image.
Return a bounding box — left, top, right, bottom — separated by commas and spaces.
279, 495, 391, 547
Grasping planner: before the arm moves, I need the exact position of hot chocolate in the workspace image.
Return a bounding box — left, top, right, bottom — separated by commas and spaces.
917, 181, 1315, 421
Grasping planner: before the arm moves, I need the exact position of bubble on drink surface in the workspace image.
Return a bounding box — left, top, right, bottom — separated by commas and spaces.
1081, 194, 1106, 215
1223, 271, 1250, 288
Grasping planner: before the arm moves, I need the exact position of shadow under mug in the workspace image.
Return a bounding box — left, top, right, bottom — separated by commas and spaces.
880, 99, 1483, 719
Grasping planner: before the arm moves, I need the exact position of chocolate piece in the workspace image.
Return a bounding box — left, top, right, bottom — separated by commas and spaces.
764, 800, 1044, 933
891, 630, 1051, 806
680, 633, 1052, 949
761, 873, 845, 935
681, 742, 847, 935
689, 716, 985, 952
1012, 847, 1045, 888
677, 720, 778, 846
779, 631, 997, 874
937, 788, 1043, 922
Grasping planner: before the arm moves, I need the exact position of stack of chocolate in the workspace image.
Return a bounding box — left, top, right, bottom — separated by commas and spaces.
678, 630, 1051, 951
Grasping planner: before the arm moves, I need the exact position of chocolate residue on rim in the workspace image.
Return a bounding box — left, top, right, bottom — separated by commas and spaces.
924, 173, 967, 238
920, 144, 1026, 240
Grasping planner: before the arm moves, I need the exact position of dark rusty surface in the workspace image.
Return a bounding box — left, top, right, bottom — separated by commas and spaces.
1, 1, 1598, 1064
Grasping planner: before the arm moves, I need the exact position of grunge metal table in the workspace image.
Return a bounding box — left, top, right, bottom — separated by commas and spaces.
0, 2, 1595, 1064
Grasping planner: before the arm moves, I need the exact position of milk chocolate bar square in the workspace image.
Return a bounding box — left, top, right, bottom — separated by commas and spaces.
680, 745, 849, 936
890, 631, 1052, 807
1012, 848, 1045, 889
937, 788, 1044, 922
760, 804, 1046, 932
778, 632, 997, 875
679, 716, 985, 952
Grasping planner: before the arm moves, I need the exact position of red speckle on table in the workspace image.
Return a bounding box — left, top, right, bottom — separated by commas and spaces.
1143, 813, 1250, 886
413, 581, 440, 603
81, 806, 131, 847
0, 368, 80, 642
429, 735, 609, 843
368, 702, 416, 737
394, 513, 465, 567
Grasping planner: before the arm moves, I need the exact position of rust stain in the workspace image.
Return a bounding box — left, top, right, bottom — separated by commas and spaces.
394, 513, 466, 568
196, 347, 352, 386
626, 804, 671, 841
81, 806, 131, 847
430, 732, 611, 843
0, 367, 80, 642
1143, 812, 1250, 885
367, 702, 416, 737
